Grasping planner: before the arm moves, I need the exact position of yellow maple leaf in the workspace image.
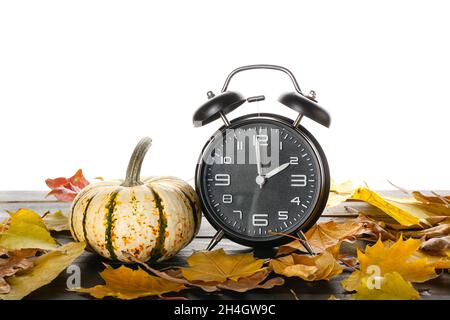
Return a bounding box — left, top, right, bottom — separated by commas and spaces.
270, 250, 342, 281
0, 209, 58, 251
342, 238, 437, 291
181, 249, 265, 283
352, 187, 431, 226
0, 242, 85, 300
75, 265, 185, 299
353, 272, 420, 300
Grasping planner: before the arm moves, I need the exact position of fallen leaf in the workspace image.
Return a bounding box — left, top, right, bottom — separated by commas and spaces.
270, 250, 342, 281
412, 249, 450, 269
400, 224, 450, 239
327, 180, 354, 208
75, 264, 185, 300
0, 248, 37, 294
180, 249, 265, 283
419, 236, 450, 256
169, 268, 283, 293
0, 241, 86, 300
352, 187, 432, 226
45, 169, 90, 202
122, 251, 282, 293
277, 215, 394, 255
412, 191, 450, 206
42, 211, 69, 232
352, 272, 420, 300
0, 209, 58, 251
342, 238, 437, 292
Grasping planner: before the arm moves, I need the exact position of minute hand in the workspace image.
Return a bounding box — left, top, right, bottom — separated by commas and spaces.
265, 163, 290, 179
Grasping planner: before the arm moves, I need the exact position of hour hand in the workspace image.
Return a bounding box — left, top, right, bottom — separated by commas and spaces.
265, 163, 290, 179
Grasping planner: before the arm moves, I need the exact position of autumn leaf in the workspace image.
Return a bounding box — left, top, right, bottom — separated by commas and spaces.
270, 249, 342, 281
352, 272, 420, 300
121, 251, 282, 293
75, 264, 186, 300
42, 211, 69, 232
180, 249, 265, 283
400, 224, 450, 239
277, 215, 394, 255
412, 191, 450, 206
351, 187, 442, 226
169, 268, 283, 293
0, 241, 85, 300
342, 238, 437, 292
0, 209, 58, 251
419, 236, 450, 257
0, 248, 37, 294
45, 169, 90, 202
327, 180, 354, 208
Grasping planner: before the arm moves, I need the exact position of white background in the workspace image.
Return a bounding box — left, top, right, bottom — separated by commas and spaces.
0, 0, 449, 190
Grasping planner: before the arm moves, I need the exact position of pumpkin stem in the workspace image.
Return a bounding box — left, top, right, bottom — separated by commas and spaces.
122, 137, 152, 187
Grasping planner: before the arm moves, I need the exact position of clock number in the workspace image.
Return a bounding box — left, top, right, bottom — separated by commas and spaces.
214, 174, 230, 186
291, 196, 301, 205
278, 210, 288, 220
222, 194, 233, 203
233, 210, 243, 220
253, 134, 268, 147
252, 214, 268, 227
291, 174, 307, 187
289, 156, 299, 165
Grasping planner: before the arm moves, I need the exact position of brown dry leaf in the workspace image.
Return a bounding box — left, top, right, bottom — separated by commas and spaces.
270, 249, 342, 281
327, 180, 354, 208
122, 251, 282, 293
0, 242, 86, 300
42, 211, 70, 232
0, 248, 37, 294
169, 268, 283, 293
352, 271, 420, 300
412, 191, 450, 206
75, 264, 186, 299
401, 224, 450, 239
277, 215, 394, 255
419, 236, 450, 256
180, 249, 265, 283
342, 238, 437, 292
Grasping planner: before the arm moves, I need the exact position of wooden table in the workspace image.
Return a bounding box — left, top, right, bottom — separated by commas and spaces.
1, 191, 449, 300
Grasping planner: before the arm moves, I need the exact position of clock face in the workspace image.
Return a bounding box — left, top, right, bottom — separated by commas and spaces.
197, 115, 328, 245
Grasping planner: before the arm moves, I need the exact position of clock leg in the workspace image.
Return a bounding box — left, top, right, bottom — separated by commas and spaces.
296, 230, 315, 256
206, 229, 225, 251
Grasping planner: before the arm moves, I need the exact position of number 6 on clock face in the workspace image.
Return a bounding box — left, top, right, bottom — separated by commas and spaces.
196, 114, 330, 247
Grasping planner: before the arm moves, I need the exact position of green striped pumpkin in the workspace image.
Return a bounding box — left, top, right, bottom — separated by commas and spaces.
69, 137, 201, 262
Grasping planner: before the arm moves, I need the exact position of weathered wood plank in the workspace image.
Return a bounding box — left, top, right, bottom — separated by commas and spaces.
2, 190, 447, 238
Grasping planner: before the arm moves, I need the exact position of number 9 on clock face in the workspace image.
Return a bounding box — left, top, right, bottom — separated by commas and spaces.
195, 114, 330, 247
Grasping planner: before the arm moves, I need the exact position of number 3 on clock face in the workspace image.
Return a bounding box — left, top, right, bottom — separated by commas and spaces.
196, 114, 330, 247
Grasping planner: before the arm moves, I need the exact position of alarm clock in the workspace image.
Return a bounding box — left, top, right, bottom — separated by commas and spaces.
193, 65, 331, 253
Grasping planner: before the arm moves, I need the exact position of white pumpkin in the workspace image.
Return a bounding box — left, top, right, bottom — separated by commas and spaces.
69, 137, 201, 262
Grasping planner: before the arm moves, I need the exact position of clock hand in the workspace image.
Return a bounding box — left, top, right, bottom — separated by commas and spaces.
254, 138, 265, 188
265, 162, 290, 179
255, 138, 263, 177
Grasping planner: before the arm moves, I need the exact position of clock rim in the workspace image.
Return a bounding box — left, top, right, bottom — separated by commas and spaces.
195, 113, 330, 248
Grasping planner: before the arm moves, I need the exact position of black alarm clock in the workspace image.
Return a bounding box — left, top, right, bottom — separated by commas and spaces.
193, 65, 331, 253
